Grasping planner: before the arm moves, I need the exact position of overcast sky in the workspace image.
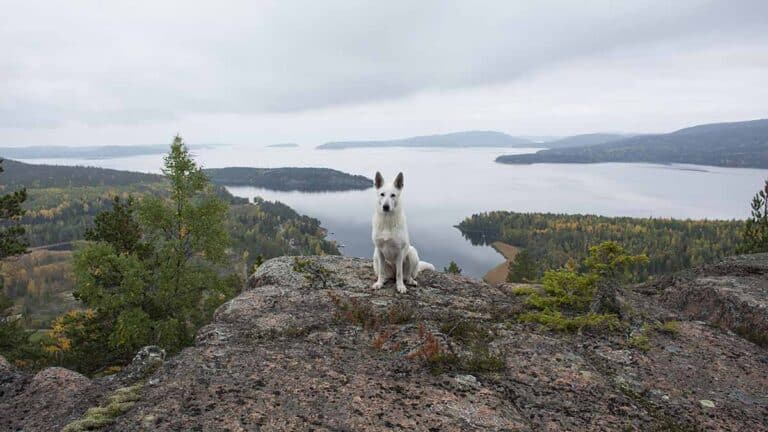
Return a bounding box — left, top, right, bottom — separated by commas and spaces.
1, 0, 767, 146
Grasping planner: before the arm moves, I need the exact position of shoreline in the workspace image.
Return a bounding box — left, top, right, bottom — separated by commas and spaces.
482, 241, 520, 285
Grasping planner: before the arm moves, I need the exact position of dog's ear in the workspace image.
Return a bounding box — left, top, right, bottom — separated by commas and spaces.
374, 171, 384, 189
394, 172, 404, 190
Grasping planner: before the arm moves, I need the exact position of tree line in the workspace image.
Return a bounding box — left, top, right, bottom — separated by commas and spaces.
458, 211, 744, 281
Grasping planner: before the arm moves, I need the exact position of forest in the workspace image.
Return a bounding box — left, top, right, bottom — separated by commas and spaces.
1, 158, 339, 335
1, 250, 76, 329
0, 140, 348, 374
458, 211, 744, 280
204, 167, 372, 191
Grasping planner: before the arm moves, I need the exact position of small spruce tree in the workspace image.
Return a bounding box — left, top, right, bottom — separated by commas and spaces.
738, 179, 768, 254
444, 260, 462, 274
61, 136, 237, 372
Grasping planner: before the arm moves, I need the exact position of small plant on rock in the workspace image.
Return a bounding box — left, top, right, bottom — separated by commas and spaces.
443, 260, 462, 274
627, 332, 652, 352
515, 241, 646, 333
655, 320, 680, 335
438, 318, 505, 373
409, 324, 459, 375
293, 257, 334, 289
62, 384, 143, 432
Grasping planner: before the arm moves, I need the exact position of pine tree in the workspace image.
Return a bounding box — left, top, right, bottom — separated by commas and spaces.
738, 179, 768, 254
0, 159, 29, 360
84, 195, 145, 255
65, 136, 237, 372
444, 260, 462, 274
507, 250, 537, 282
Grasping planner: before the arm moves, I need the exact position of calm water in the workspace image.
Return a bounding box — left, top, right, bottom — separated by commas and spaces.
22, 145, 768, 277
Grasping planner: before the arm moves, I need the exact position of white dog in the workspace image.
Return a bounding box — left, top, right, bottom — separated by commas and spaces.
371, 171, 434, 293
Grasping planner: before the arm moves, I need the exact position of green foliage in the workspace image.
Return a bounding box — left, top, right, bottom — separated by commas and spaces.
518, 309, 620, 332
229, 200, 339, 268
509, 286, 537, 296
45, 309, 113, 373
438, 319, 505, 373
85, 196, 145, 255
443, 260, 462, 274
738, 180, 768, 254
625, 321, 681, 353
0, 163, 28, 258
656, 320, 680, 335
0, 158, 31, 363
584, 241, 649, 280
459, 211, 740, 280
463, 345, 505, 372
0, 295, 27, 360
526, 269, 597, 311
293, 257, 334, 289
515, 242, 644, 333
63, 137, 238, 373
507, 250, 537, 282
252, 254, 264, 272
627, 332, 652, 352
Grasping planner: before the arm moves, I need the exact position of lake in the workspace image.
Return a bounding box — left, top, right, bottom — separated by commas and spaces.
21, 145, 768, 278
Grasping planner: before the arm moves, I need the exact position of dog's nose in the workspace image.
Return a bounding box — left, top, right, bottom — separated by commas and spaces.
383, 204, 390, 212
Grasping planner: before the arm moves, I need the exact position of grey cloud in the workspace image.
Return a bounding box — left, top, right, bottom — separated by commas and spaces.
1, 0, 767, 128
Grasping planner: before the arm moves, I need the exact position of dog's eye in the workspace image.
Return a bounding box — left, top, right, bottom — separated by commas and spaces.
390, 194, 396, 198
380, 193, 384, 197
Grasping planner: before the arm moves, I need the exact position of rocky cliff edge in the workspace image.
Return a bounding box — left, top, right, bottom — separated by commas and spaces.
2, 255, 767, 431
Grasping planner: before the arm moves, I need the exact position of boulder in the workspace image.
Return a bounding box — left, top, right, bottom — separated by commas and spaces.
0, 366, 93, 431
655, 253, 768, 346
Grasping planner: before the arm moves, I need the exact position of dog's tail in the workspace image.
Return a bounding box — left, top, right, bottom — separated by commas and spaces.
417, 261, 435, 273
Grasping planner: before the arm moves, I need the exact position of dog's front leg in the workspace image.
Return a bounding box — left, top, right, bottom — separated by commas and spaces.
372, 248, 386, 289
395, 249, 407, 293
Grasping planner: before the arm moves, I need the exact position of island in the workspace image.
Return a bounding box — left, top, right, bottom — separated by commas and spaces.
495, 119, 768, 168
204, 167, 372, 192
317, 130, 535, 149
265, 143, 299, 148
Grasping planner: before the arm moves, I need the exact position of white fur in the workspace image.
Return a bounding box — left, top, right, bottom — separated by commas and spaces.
371, 172, 435, 293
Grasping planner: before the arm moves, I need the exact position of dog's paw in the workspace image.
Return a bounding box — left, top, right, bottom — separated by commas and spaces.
407, 277, 419, 286
396, 282, 407, 294
372, 281, 384, 289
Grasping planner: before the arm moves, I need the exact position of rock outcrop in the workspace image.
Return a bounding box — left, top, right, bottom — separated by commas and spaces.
652, 253, 768, 347
2, 255, 768, 431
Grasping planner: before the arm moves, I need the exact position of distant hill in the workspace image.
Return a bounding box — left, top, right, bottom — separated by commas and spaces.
541, 133, 631, 149
204, 167, 372, 192
266, 143, 298, 148
496, 119, 768, 168
317, 131, 534, 149
0, 144, 217, 160
0, 158, 162, 189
